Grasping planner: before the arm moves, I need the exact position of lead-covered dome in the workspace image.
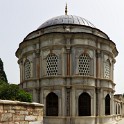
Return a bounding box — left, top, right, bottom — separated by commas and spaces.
38, 15, 95, 29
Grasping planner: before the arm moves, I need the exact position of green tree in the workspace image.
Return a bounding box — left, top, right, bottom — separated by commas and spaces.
0, 58, 32, 102
0, 58, 8, 84
16, 89, 32, 102
0, 83, 32, 102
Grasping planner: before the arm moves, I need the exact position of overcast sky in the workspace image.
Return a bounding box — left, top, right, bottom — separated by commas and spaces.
0, 0, 124, 93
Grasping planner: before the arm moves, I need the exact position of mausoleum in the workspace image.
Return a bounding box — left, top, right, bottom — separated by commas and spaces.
16, 7, 119, 124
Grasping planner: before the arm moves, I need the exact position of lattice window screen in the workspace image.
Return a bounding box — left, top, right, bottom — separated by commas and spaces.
46, 54, 58, 76
24, 60, 31, 80
104, 60, 110, 79
78, 54, 90, 76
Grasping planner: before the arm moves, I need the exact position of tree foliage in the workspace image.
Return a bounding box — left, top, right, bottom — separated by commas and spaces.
0, 58, 32, 102
0, 58, 8, 84
0, 83, 32, 102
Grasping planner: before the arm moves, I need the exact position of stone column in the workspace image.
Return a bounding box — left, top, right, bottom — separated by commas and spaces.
22, 61, 25, 81
99, 89, 104, 116
95, 50, 101, 113
33, 88, 38, 102
40, 88, 43, 104
66, 49, 70, 76
91, 92, 95, 116
62, 48, 66, 76
96, 50, 101, 78
19, 61, 23, 82
71, 87, 76, 116
122, 103, 124, 116
62, 87, 65, 116
35, 51, 40, 79
43, 96, 46, 116
66, 88, 71, 116
111, 93, 114, 115
65, 38, 71, 76
59, 97, 61, 116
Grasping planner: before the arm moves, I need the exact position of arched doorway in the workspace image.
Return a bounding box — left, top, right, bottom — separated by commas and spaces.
46, 92, 58, 116
78, 92, 91, 116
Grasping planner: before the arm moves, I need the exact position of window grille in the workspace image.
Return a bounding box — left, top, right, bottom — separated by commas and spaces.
78, 54, 90, 76
104, 60, 110, 79
24, 60, 31, 80
46, 54, 58, 76
78, 92, 91, 116
46, 92, 58, 116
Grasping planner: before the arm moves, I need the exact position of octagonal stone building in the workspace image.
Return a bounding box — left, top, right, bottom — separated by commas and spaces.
16, 14, 118, 124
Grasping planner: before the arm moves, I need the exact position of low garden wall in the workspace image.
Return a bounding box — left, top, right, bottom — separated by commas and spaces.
0, 100, 43, 124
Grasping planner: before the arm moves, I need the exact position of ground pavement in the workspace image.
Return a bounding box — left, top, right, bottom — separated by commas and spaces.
117, 118, 124, 124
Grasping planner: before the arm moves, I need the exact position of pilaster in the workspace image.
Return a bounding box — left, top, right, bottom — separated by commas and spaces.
71, 87, 76, 116
33, 88, 38, 102
62, 87, 66, 116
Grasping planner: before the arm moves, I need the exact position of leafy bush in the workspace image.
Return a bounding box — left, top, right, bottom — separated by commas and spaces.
0, 83, 32, 102
16, 89, 32, 102
0, 58, 32, 102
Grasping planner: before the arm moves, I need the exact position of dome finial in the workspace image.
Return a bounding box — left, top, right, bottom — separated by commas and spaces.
65, 3, 68, 15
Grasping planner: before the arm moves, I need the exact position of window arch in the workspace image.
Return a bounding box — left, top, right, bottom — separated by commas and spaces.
46, 92, 58, 116
116, 104, 117, 114
24, 60, 31, 80
105, 94, 110, 115
104, 60, 111, 79
46, 53, 58, 76
78, 53, 91, 76
78, 92, 91, 116
118, 104, 120, 114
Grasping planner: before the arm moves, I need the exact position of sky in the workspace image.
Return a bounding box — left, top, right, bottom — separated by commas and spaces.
0, 0, 124, 93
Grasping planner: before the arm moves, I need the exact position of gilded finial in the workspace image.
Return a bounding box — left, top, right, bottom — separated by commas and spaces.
65, 3, 68, 15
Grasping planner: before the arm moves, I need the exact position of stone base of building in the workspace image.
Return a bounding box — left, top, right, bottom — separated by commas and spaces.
44, 116, 118, 124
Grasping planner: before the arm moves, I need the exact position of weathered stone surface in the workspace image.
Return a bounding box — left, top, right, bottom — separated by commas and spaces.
1, 113, 12, 121
13, 115, 25, 121
0, 100, 43, 124
25, 115, 37, 121
8, 110, 15, 113
3, 105, 12, 110
19, 121, 29, 124
0, 105, 3, 113
14, 122, 20, 124
29, 121, 43, 124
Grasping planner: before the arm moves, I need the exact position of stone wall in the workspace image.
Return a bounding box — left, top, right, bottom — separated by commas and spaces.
0, 100, 43, 124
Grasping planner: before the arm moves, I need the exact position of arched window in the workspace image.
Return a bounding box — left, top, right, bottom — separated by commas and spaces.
46, 53, 58, 76
24, 60, 31, 80
46, 92, 58, 116
78, 92, 91, 116
118, 104, 120, 114
78, 53, 91, 76
105, 94, 110, 115
116, 104, 117, 114
104, 60, 111, 79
